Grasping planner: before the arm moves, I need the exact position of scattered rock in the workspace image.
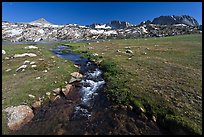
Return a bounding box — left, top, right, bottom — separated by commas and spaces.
92, 53, 98, 56
38, 58, 44, 61
125, 46, 131, 49
43, 70, 48, 73
31, 100, 41, 109
2, 50, 6, 55
52, 88, 61, 94
24, 46, 38, 49
14, 53, 37, 58
3, 105, 34, 131
127, 105, 133, 111
152, 116, 157, 122
23, 60, 30, 64
74, 64, 80, 68
16, 65, 27, 72
116, 49, 121, 52
31, 65, 37, 68
126, 49, 133, 54
53, 95, 61, 102
36, 77, 41, 80
28, 94, 35, 99
6, 69, 12, 72
30, 61, 35, 65
5, 57, 9, 60
46, 92, 51, 96
69, 77, 81, 83
62, 84, 73, 96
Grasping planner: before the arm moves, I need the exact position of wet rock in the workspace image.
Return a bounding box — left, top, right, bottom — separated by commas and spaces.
70, 72, 83, 79
16, 65, 27, 72
69, 77, 81, 83
3, 105, 34, 131
53, 95, 61, 101
62, 84, 73, 96
2, 50, 6, 55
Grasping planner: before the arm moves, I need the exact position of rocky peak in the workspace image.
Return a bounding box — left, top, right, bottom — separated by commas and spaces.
109, 20, 131, 29
30, 18, 52, 24
152, 15, 199, 27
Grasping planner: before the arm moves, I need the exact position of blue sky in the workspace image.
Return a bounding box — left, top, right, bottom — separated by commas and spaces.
2, 2, 202, 25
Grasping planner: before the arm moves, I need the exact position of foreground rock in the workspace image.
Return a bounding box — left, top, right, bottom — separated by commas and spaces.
2, 50, 6, 55
3, 105, 34, 131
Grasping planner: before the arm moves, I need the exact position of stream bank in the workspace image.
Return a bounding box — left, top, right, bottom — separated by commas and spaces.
9, 45, 169, 135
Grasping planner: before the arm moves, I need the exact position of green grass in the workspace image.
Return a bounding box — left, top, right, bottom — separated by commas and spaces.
2, 43, 77, 134
66, 34, 202, 135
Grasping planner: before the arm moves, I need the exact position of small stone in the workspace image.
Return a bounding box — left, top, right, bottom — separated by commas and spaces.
5, 57, 9, 60
30, 61, 35, 65
16, 65, 27, 72
36, 77, 41, 80
62, 84, 73, 96
46, 92, 51, 96
24, 46, 38, 49
92, 53, 98, 56
126, 49, 133, 54
28, 94, 35, 98
2, 50, 6, 55
152, 116, 157, 122
74, 64, 80, 68
32, 100, 41, 109
53, 95, 61, 101
53, 88, 61, 94
31, 65, 37, 68
6, 69, 12, 72
43, 70, 48, 73
23, 60, 30, 64
127, 105, 133, 111
38, 58, 44, 61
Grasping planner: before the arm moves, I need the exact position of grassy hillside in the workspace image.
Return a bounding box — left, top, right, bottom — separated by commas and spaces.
70, 34, 202, 135
2, 43, 77, 134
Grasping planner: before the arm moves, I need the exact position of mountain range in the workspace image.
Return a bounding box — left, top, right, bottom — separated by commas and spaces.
2, 15, 202, 42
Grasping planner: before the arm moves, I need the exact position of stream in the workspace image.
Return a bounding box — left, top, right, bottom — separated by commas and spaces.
10, 45, 169, 135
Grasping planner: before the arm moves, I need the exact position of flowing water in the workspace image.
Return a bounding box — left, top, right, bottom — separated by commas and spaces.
10, 45, 169, 135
